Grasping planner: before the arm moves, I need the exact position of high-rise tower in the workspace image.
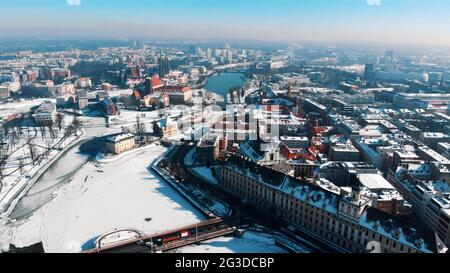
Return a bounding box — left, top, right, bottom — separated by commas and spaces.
158, 56, 170, 78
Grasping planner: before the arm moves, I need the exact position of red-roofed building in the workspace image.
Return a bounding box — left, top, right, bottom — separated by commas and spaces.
311, 136, 327, 154
75, 77, 92, 89
313, 126, 334, 137
152, 85, 192, 105
150, 75, 165, 89
280, 145, 317, 162
131, 75, 192, 108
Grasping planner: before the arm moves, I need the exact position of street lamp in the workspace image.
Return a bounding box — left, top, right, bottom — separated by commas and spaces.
195, 224, 198, 244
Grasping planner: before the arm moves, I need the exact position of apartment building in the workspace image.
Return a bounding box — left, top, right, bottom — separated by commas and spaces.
218, 156, 444, 253
105, 133, 136, 154
34, 101, 57, 126
388, 165, 450, 247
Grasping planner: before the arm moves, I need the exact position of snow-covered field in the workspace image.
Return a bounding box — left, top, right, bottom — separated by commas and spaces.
175, 231, 287, 253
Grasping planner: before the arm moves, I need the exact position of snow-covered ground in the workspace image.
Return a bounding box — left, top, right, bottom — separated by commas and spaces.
2, 144, 205, 253
175, 231, 287, 253
108, 109, 161, 131
0, 99, 56, 120
0, 114, 78, 213
0, 107, 287, 254
191, 166, 220, 185
184, 184, 230, 217
0, 116, 119, 251
184, 148, 197, 166
95, 142, 159, 163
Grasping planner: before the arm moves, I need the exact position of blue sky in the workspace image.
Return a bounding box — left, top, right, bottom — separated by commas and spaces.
1, 0, 450, 47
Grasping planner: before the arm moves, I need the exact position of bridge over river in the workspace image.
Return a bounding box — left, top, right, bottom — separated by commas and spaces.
83, 218, 235, 253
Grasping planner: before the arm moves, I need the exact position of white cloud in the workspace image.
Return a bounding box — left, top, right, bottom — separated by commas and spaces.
367, 0, 381, 6
67, 0, 81, 6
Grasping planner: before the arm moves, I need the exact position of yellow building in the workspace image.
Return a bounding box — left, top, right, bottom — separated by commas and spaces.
105, 133, 136, 154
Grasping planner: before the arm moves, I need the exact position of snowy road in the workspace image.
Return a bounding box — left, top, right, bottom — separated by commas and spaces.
175, 231, 287, 253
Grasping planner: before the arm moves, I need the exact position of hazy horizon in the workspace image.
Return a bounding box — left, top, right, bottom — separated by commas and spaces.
1, 0, 450, 49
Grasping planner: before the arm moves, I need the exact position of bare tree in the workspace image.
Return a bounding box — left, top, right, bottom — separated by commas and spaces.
17, 117, 23, 136
72, 116, 81, 136
47, 125, 56, 139
0, 130, 5, 148
39, 126, 46, 140
56, 113, 64, 131
18, 156, 25, 175
3, 125, 9, 138
28, 142, 36, 165
65, 125, 74, 137
135, 116, 145, 135
45, 140, 52, 159
10, 127, 18, 143
0, 154, 7, 181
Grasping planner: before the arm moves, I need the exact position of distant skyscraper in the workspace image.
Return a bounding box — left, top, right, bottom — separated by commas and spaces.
385, 50, 394, 59
158, 56, 170, 78
364, 64, 375, 80
226, 49, 233, 61
384, 50, 395, 65
189, 45, 197, 54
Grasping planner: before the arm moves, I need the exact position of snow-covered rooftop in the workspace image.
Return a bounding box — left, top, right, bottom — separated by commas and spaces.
106, 133, 135, 143
358, 173, 395, 191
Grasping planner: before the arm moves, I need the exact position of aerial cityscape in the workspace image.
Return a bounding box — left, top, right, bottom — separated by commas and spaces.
1, 0, 450, 256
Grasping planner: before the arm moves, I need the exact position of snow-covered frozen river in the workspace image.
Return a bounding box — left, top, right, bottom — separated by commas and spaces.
1, 141, 206, 253
0, 115, 208, 252
8, 117, 110, 220
41, 144, 205, 252
9, 140, 91, 220
0, 115, 286, 253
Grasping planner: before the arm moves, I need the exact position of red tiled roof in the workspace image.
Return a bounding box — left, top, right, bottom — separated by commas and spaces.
151, 75, 164, 88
